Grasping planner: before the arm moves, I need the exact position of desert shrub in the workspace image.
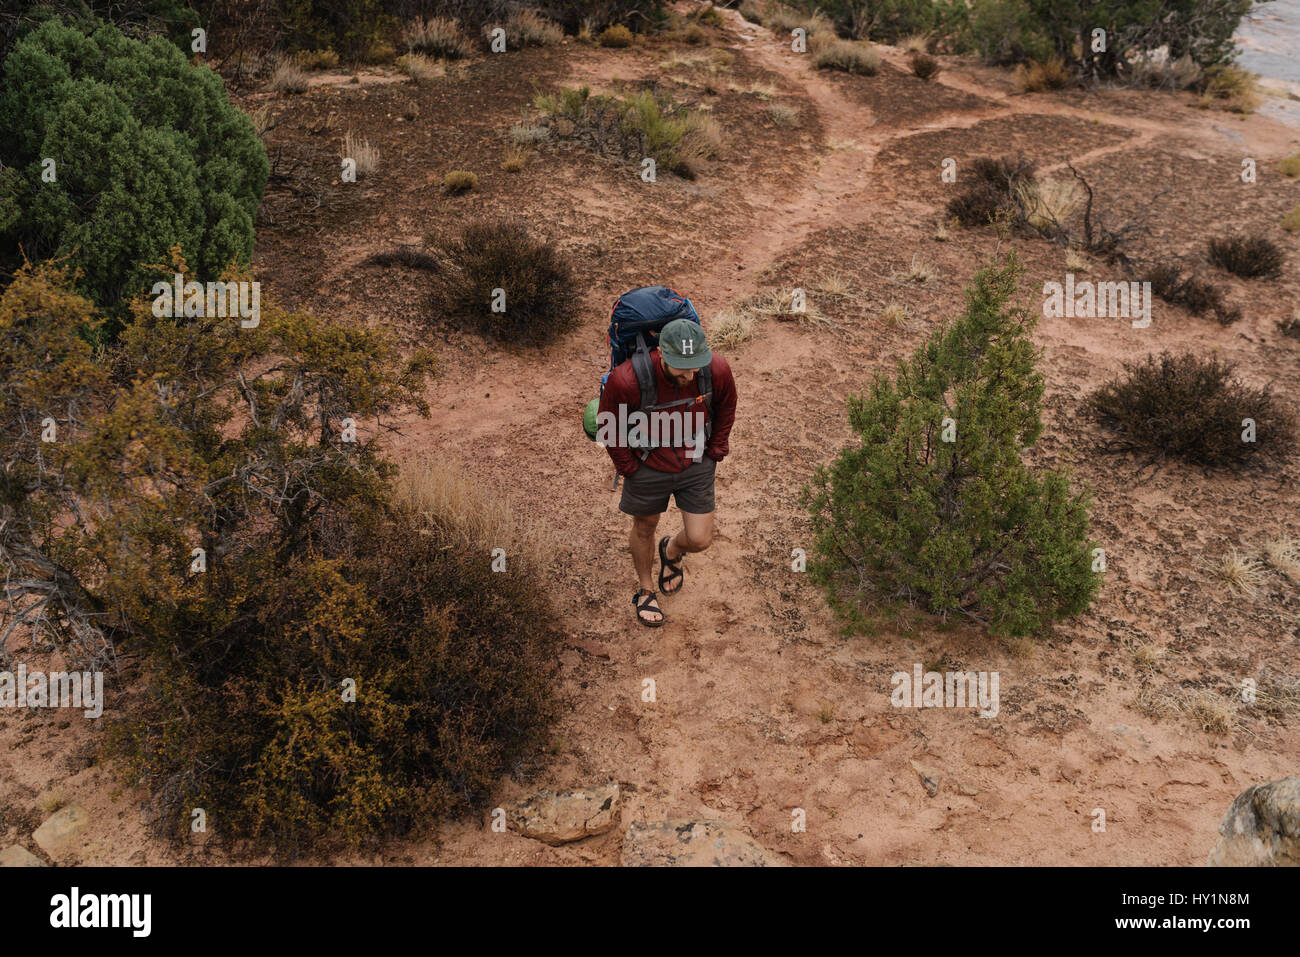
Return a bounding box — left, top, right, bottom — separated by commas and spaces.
803, 253, 1100, 639
443, 169, 478, 192
0, 262, 549, 855
401, 15, 473, 56
279, 0, 395, 62
1283, 207, 1300, 233
688, 3, 724, 26
599, 23, 633, 46
946, 154, 1037, 228
534, 85, 721, 178
1014, 55, 1070, 91
1147, 261, 1238, 324
268, 55, 311, 90
292, 47, 339, 68
1281, 155, 1300, 178
909, 51, 939, 79
1088, 352, 1296, 467
812, 38, 880, 74
683, 22, 706, 43
964, 0, 1050, 64
1125, 50, 1200, 89
1198, 64, 1259, 113
767, 101, 799, 126
1279, 313, 1300, 340
0, 18, 266, 336
1207, 234, 1284, 280
426, 220, 578, 346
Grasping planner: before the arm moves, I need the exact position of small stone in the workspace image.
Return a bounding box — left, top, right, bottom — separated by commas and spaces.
0, 846, 45, 867
32, 805, 89, 860
507, 782, 620, 846
910, 760, 942, 797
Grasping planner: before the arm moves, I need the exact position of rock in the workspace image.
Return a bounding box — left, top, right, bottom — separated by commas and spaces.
621, 820, 786, 866
0, 845, 45, 867
507, 782, 620, 846
956, 782, 979, 796
1207, 777, 1300, 867
32, 804, 89, 860
910, 760, 942, 797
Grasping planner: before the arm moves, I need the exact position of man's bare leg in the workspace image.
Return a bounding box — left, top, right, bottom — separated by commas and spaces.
665, 510, 714, 561
630, 513, 663, 623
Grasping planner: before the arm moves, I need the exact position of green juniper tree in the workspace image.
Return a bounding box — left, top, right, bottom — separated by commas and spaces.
803, 253, 1099, 639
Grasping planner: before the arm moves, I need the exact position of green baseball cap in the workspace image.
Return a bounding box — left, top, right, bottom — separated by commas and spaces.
658, 318, 712, 370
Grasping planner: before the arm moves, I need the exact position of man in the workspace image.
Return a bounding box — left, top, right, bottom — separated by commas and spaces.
598, 317, 737, 627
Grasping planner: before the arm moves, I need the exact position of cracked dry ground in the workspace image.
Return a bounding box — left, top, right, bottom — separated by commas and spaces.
6, 7, 1298, 865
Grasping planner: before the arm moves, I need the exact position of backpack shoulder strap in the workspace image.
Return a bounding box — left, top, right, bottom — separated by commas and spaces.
629, 336, 657, 414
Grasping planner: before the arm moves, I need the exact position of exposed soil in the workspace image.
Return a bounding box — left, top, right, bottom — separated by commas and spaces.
4, 4, 1299, 866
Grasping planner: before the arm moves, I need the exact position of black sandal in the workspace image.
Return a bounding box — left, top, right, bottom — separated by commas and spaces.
634, 588, 663, 627
658, 536, 685, 594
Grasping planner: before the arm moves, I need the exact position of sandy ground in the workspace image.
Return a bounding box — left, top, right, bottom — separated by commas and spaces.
3, 4, 1299, 866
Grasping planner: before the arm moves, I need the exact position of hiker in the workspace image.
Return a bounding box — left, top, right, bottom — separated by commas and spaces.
596, 305, 737, 627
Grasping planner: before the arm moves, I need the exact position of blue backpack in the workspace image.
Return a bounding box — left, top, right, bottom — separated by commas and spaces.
583, 286, 713, 456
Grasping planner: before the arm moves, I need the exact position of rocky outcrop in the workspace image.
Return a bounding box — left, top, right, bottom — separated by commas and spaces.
507, 782, 620, 845
1207, 777, 1300, 866
621, 820, 786, 866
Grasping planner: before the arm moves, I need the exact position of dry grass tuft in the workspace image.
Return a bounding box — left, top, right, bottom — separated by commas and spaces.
1207, 547, 1266, 597
396, 52, 445, 84
342, 130, 379, 179
708, 310, 756, 349
267, 58, 310, 94
1263, 538, 1300, 581
767, 101, 800, 126
1014, 56, 1071, 92
892, 254, 938, 284
393, 454, 558, 573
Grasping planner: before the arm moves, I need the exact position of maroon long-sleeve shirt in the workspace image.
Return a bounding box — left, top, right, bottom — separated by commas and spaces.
599, 350, 737, 476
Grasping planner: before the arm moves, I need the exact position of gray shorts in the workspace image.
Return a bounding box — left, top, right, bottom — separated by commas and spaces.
619, 456, 717, 516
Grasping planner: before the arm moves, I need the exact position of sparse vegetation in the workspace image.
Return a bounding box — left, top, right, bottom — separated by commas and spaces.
708, 310, 755, 348
1014, 56, 1070, 92
1088, 352, 1296, 467
444, 169, 478, 193
502, 145, 528, 172
396, 52, 444, 83
1207, 547, 1266, 597
1207, 234, 1284, 280
1281, 154, 1300, 178
599, 24, 634, 47
946, 154, 1037, 228
500, 8, 565, 47
909, 51, 940, 80
804, 254, 1100, 639
292, 48, 338, 70
877, 300, 911, 326
1147, 262, 1239, 324
1263, 539, 1300, 582
1282, 207, 1300, 233
343, 130, 379, 179
1198, 65, 1260, 113
893, 254, 938, 284
268, 56, 310, 93
533, 85, 721, 178
813, 39, 881, 75
767, 101, 800, 126
403, 16, 472, 58
426, 220, 578, 346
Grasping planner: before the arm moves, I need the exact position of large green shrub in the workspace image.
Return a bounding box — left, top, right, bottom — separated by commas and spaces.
803, 254, 1100, 639
0, 18, 267, 327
